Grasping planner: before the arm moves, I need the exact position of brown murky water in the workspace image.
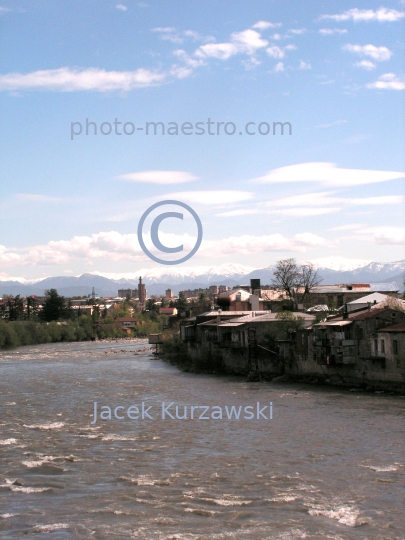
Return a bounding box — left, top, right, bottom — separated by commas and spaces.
1, 340, 405, 539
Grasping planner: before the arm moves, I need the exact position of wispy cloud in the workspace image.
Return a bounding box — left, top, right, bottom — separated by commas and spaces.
165, 190, 254, 205
117, 170, 198, 184
319, 28, 348, 35
354, 60, 376, 70
320, 8, 405, 23
366, 73, 405, 90
273, 62, 285, 72
15, 193, 65, 202
357, 226, 405, 245
343, 44, 392, 61
252, 21, 282, 30
251, 162, 405, 187
116, 4, 127, 11
316, 119, 348, 128
0, 67, 167, 92
298, 60, 311, 70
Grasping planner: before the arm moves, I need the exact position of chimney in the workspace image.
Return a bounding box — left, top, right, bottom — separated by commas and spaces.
343, 303, 348, 320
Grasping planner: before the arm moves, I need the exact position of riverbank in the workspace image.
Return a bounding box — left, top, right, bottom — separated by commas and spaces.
159, 351, 405, 396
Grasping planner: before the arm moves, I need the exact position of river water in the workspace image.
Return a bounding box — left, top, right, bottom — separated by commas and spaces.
1, 340, 404, 539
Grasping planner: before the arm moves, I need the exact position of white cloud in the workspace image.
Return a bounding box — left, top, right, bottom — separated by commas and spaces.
15, 193, 65, 202
359, 226, 405, 245
151, 27, 176, 32
329, 223, 365, 231
200, 232, 330, 257
266, 46, 285, 59
195, 42, 238, 60
366, 73, 405, 90
289, 28, 307, 34
320, 8, 405, 22
319, 28, 348, 35
167, 190, 254, 205
117, 170, 198, 184
195, 29, 268, 60
349, 195, 403, 205
116, 4, 127, 11
0, 67, 166, 92
252, 21, 282, 30
274, 62, 285, 72
0, 228, 331, 268
316, 119, 348, 128
252, 162, 405, 187
343, 44, 392, 61
298, 60, 311, 70
355, 60, 376, 70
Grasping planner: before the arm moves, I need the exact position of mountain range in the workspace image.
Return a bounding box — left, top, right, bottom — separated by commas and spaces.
1, 259, 404, 297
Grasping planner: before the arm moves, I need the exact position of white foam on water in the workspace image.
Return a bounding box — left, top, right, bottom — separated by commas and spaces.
101, 434, 138, 441
5, 402, 16, 405
11, 485, 51, 493
33, 523, 69, 532
23, 422, 64, 430
184, 508, 220, 516
308, 505, 366, 527
266, 494, 299, 503
0, 438, 17, 445
361, 464, 398, 472
22, 455, 56, 467
0, 514, 18, 519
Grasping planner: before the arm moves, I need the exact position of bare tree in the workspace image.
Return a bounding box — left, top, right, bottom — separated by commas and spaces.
272, 258, 322, 307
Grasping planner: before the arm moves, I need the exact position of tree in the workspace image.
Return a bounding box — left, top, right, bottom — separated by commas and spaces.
175, 291, 188, 313
272, 258, 322, 307
40, 289, 67, 322
8, 295, 25, 321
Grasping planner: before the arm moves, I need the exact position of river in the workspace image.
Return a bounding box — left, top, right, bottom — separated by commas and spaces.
1, 340, 404, 539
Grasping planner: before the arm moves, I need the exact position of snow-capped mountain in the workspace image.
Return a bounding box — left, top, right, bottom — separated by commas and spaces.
0, 260, 404, 297
93, 263, 255, 284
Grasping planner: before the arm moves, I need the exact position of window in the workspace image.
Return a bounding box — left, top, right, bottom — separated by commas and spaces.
393, 340, 398, 355
381, 339, 385, 354
374, 339, 378, 355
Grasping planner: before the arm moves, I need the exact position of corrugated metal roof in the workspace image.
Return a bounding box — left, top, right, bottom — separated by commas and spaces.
369, 282, 399, 292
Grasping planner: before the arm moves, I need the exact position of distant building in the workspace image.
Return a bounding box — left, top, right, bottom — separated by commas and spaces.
115, 317, 140, 330
138, 277, 147, 304
118, 289, 139, 299
306, 283, 399, 309
165, 289, 174, 299
159, 307, 178, 316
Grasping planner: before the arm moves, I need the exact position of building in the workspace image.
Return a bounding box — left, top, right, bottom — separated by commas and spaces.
118, 289, 139, 299
179, 302, 405, 386
216, 280, 268, 311
115, 317, 140, 331
165, 289, 174, 299
159, 307, 178, 316
138, 277, 147, 304
306, 283, 399, 309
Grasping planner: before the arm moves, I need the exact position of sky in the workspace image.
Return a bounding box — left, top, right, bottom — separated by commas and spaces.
0, 0, 404, 279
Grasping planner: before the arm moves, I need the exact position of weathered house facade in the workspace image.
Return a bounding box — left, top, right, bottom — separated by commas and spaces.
179, 305, 405, 387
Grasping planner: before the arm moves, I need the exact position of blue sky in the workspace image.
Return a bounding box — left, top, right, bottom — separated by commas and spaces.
0, 0, 404, 279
